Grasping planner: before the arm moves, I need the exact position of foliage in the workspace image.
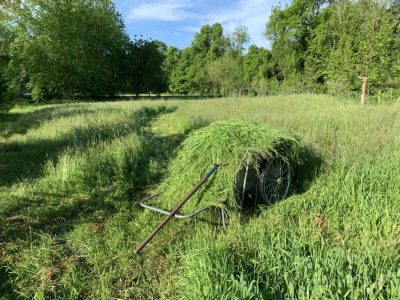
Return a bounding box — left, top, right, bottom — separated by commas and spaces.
163, 46, 181, 92
1, 0, 399, 102
266, 0, 400, 100
6, 0, 128, 101
0, 7, 13, 102
169, 23, 228, 95
164, 0, 400, 100
207, 54, 246, 96
125, 38, 168, 96
166, 0, 399, 100
243, 45, 272, 95
229, 25, 250, 56
266, 0, 328, 80
0, 56, 8, 102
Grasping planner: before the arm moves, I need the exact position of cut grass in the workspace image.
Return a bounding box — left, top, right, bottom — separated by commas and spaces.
0, 94, 399, 299
156, 119, 303, 213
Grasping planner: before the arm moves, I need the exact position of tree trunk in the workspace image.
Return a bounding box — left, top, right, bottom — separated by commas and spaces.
358, 76, 368, 105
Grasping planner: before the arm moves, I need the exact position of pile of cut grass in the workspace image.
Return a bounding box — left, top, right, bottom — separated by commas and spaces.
155, 119, 304, 213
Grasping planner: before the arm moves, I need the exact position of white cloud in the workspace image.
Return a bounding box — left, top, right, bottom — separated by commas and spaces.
200, 0, 278, 48
128, 0, 195, 22
125, 0, 290, 47
176, 25, 201, 33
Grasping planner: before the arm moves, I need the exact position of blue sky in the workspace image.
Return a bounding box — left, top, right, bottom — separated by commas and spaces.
114, 0, 290, 50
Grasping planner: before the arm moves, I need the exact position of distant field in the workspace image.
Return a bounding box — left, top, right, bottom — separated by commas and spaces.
1, 95, 399, 299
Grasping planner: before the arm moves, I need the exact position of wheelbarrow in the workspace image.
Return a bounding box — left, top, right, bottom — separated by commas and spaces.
134, 156, 291, 254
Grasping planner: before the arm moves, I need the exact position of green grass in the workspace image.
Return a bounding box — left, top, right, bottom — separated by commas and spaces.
0, 94, 399, 299
156, 119, 304, 213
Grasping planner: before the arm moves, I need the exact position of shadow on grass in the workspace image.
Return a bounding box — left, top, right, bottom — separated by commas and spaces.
0, 106, 184, 243
291, 145, 324, 193
0, 105, 100, 137
0, 107, 179, 298
0, 106, 206, 298
0, 191, 122, 299
0, 106, 190, 244
0, 106, 174, 187
0, 264, 19, 300
0, 194, 118, 244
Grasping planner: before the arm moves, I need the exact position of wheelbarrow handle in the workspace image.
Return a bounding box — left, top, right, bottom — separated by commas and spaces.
140, 193, 210, 219
134, 164, 219, 254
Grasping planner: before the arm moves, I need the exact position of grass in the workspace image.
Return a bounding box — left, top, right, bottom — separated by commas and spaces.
0, 94, 399, 299
156, 119, 304, 213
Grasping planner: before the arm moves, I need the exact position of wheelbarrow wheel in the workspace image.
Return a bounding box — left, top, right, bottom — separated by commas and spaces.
259, 156, 291, 204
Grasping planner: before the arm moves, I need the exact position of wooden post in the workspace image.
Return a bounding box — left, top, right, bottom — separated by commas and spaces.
357, 76, 368, 105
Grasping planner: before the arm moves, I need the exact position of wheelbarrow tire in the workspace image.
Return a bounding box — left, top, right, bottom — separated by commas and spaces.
259, 156, 291, 204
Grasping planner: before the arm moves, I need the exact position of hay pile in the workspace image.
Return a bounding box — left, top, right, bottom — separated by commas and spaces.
155, 120, 303, 214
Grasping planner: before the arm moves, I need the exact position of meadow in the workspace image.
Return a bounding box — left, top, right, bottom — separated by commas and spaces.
0, 94, 399, 299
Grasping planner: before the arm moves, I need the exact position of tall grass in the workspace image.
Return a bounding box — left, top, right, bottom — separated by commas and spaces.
172, 94, 400, 162
173, 148, 400, 299
0, 101, 178, 299
0, 95, 399, 299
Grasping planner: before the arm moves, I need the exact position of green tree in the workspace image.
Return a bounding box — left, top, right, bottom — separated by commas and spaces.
305, 0, 396, 95
266, 0, 330, 81
168, 48, 202, 95
230, 25, 250, 56
266, 0, 398, 99
8, 0, 127, 101
0, 6, 13, 102
163, 46, 181, 92
389, 0, 400, 90
207, 54, 245, 96
125, 38, 167, 96
243, 45, 272, 95
170, 23, 228, 95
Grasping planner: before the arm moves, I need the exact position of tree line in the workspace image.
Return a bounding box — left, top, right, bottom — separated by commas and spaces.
0, 0, 399, 103
266, 0, 400, 102
0, 0, 167, 102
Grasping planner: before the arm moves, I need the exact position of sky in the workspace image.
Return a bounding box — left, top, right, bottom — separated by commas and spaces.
114, 0, 290, 50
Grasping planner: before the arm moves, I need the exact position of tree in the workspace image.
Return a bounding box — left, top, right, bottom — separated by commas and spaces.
163, 46, 181, 92
265, 0, 399, 100
0, 5, 13, 101
125, 38, 167, 96
243, 45, 272, 95
168, 48, 195, 94
305, 0, 396, 97
8, 0, 127, 101
389, 0, 400, 90
230, 25, 250, 55
207, 54, 245, 96
266, 0, 330, 81
169, 23, 228, 95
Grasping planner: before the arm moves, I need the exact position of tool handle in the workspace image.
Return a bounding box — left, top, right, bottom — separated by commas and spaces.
134, 164, 219, 254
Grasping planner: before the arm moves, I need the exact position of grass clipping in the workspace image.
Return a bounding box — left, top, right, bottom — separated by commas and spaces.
155, 120, 303, 214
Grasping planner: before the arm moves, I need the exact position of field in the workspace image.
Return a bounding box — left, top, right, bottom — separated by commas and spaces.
0, 94, 400, 299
